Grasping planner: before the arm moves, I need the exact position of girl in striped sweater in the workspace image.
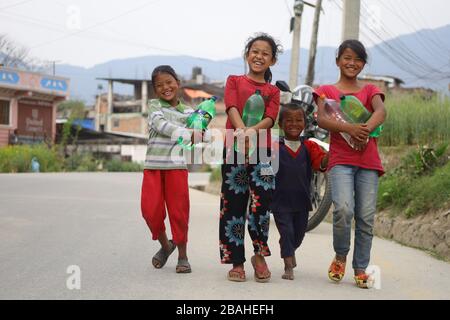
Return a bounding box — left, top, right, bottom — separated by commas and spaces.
141, 65, 200, 274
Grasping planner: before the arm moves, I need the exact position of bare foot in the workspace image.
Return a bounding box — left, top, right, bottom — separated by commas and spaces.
282, 256, 295, 280
282, 268, 294, 280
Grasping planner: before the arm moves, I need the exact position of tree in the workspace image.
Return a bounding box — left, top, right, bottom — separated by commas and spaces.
57, 100, 86, 119
0, 34, 49, 71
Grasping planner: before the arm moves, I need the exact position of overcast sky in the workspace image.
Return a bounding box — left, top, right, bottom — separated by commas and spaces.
1, 0, 449, 67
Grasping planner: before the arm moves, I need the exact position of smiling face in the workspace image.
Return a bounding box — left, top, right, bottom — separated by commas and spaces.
336, 47, 366, 80
280, 108, 305, 141
246, 40, 276, 79
153, 72, 180, 106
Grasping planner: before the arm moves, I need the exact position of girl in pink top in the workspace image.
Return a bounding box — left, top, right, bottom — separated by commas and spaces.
314, 40, 387, 289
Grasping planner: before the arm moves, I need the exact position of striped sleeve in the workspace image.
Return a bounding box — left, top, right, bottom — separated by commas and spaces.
148, 100, 191, 142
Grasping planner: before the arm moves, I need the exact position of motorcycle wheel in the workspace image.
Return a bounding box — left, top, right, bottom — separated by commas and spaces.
306, 171, 332, 232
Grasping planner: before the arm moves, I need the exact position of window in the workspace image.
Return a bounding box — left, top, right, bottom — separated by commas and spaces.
113, 119, 120, 128
0, 99, 10, 125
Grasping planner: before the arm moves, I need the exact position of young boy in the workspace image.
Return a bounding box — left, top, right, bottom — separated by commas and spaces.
272, 103, 328, 280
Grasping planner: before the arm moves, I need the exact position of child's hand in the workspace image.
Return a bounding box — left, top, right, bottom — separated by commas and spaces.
347, 124, 370, 143
350, 138, 368, 151
320, 154, 329, 171
191, 130, 204, 145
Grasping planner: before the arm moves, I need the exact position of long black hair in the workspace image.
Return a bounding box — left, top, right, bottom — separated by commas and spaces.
151, 65, 180, 88
244, 33, 283, 83
336, 39, 368, 64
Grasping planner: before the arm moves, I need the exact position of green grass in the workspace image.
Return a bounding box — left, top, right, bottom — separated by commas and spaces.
379, 94, 450, 146
378, 143, 450, 218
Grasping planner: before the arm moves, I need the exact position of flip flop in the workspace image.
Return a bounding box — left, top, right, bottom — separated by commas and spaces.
227, 267, 246, 282
250, 255, 271, 283
176, 258, 192, 274
152, 240, 176, 269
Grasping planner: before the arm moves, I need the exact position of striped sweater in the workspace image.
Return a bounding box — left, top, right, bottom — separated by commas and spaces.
144, 99, 194, 170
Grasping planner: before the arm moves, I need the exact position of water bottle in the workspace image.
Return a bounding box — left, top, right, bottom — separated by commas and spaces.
323, 97, 356, 149
177, 96, 217, 150
340, 95, 383, 138
31, 157, 40, 173
242, 90, 265, 127
235, 90, 265, 155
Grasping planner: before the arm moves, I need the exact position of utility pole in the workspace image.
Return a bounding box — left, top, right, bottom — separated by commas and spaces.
289, 0, 304, 89
289, 0, 316, 89
51, 60, 62, 76
342, 0, 361, 41
305, 0, 323, 86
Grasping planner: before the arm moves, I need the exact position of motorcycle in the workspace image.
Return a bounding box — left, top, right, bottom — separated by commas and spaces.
275, 81, 332, 232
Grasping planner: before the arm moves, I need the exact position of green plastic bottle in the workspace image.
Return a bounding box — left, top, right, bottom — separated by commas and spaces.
235, 90, 265, 154
242, 90, 265, 127
340, 95, 383, 138
186, 96, 217, 130
177, 96, 217, 150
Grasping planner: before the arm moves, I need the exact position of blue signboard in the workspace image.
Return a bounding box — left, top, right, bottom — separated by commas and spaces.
40, 78, 68, 92
0, 70, 20, 85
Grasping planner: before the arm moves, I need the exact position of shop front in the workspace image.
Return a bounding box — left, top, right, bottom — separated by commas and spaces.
0, 67, 70, 147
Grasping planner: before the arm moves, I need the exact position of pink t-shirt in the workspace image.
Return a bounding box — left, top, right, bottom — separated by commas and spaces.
314, 84, 385, 176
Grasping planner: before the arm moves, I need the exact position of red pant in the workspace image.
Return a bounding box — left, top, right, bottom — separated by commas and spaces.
141, 169, 190, 244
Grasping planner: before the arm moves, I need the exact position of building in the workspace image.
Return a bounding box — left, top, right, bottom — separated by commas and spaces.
95, 78, 153, 136
0, 67, 70, 147
359, 74, 405, 93
95, 75, 225, 137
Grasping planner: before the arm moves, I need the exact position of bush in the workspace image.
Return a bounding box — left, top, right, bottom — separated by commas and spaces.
64, 153, 98, 172
105, 159, 143, 172
209, 167, 222, 183
0, 144, 62, 173
378, 143, 450, 218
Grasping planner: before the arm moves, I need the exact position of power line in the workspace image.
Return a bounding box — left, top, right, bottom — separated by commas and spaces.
357, 1, 450, 81
284, 0, 294, 16
30, 0, 164, 49
332, 0, 430, 79
0, 0, 33, 11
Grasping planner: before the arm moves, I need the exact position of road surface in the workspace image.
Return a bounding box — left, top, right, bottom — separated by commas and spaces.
0, 173, 449, 300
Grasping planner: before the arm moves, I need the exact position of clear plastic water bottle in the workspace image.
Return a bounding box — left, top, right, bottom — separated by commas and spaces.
31, 157, 40, 173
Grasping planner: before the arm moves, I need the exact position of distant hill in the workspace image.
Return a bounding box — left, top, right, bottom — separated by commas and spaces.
53, 24, 450, 104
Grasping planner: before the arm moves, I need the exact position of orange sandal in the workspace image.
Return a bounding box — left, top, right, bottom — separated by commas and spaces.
354, 273, 372, 289
227, 267, 246, 282
250, 256, 271, 283
328, 258, 346, 282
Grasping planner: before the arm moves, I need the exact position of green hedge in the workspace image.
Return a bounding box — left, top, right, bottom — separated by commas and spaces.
0, 145, 143, 173
0, 144, 62, 173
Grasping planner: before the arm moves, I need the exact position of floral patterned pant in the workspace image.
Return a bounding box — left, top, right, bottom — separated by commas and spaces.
219, 161, 275, 265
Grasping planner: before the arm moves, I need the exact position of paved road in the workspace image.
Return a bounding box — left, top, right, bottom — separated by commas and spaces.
0, 173, 449, 300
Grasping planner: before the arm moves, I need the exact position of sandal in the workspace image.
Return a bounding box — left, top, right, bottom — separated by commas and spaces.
152, 240, 176, 269
328, 258, 346, 282
176, 258, 192, 274
250, 256, 271, 283
227, 266, 246, 282
354, 273, 372, 289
